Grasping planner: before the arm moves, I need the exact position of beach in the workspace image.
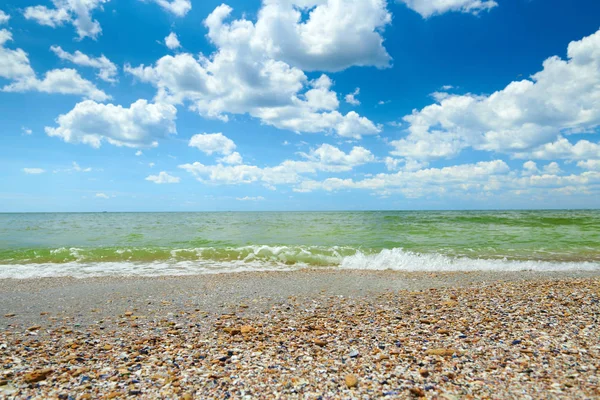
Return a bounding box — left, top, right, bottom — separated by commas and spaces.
2, 270, 599, 398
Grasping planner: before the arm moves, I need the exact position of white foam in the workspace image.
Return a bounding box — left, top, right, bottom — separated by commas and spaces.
339, 248, 600, 272
0, 247, 598, 279
0, 260, 305, 279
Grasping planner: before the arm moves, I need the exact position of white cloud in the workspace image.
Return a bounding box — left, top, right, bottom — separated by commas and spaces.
246, 0, 391, 72
22, 127, 32, 135
24, 0, 108, 40
188, 132, 236, 155
543, 162, 562, 175
295, 160, 510, 196
218, 151, 243, 165
0, 29, 35, 81
164, 32, 181, 50
23, 168, 45, 174
142, 0, 191, 17
50, 45, 117, 82
179, 143, 374, 186
399, 0, 498, 18
3, 68, 110, 100
45, 99, 177, 148
577, 160, 600, 171
149, 162, 155, 167
95, 192, 109, 199
135, 150, 143, 156
125, 3, 382, 139
378, 100, 390, 105
393, 28, 600, 161
146, 171, 180, 184
236, 196, 265, 201
0, 10, 10, 24
522, 161, 538, 175
345, 88, 360, 106
1, 32, 108, 100
514, 137, 600, 161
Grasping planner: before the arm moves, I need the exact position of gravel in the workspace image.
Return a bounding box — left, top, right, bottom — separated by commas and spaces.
1, 270, 599, 398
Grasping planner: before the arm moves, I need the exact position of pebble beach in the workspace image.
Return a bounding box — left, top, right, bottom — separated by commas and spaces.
1, 270, 599, 399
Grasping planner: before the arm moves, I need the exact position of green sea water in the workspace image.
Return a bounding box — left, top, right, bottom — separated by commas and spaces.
0, 210, 599, 278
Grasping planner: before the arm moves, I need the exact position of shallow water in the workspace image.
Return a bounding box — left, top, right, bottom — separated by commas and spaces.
1, 210, 599, 277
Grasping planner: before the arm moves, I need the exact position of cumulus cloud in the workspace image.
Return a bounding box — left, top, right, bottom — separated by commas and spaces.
345, 88, 361, 106
0, 30, 35, 80
24, 0, 108, 40
179, 143, 375, 187
1, 31, 108, 100
146, 171, 180, 184
577, 160, 600, 171
22, 127, 32, 135
514, 137, 600, 161
399, 0, 498, 18
250, 0, 392, 72
125, 3, 382, 139
23, 168, 45, 174
0, 10, 10, 24
188, 133, 236, 155
164, 32, 181, 50
4, 68, 110, 100
50, 45, 117, 82
142, 0, 191, 17
392, 28, 600, 162
95, 192, 109, 199
45, 99, 177, 148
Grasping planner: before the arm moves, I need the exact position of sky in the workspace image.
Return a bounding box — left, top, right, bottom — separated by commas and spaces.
1, 0, 599, 212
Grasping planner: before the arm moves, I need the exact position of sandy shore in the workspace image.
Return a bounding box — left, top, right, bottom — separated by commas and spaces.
1, 270, 600, 398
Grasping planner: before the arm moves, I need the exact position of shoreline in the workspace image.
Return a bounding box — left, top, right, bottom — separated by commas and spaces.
3, 269, 600, 325
2, 270, 599, 398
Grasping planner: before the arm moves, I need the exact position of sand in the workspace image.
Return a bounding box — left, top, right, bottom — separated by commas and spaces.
1, 270, 600, 398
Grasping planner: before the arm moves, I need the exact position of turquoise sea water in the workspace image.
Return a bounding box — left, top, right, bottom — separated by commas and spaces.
1, 211, 599, 278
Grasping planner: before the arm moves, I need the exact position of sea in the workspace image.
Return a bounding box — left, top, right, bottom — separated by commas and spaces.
0, 210, 599, 278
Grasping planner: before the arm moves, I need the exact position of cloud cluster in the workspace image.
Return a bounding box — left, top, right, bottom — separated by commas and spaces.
179, 142, 375, 187
391, 28, 600, 162
125, 2, 386, 138
0, 30, 108, 100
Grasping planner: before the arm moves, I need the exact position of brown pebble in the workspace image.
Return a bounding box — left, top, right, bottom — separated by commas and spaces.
27, 325, 41, 331
419, 368, 429, 377
23, 369, 53, 383
345, 374, 358, 388
4, 313, 15, 318
410, 387, 425, 397
425, 348, 458, 356
240, 325, 255, 334
313, 339, 327, 347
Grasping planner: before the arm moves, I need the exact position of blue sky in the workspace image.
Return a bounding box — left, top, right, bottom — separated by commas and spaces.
1, 0, 599, 211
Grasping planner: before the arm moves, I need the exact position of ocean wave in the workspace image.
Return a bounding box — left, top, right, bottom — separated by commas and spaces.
0, 247, 598, 279
339, 248, 600, 272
